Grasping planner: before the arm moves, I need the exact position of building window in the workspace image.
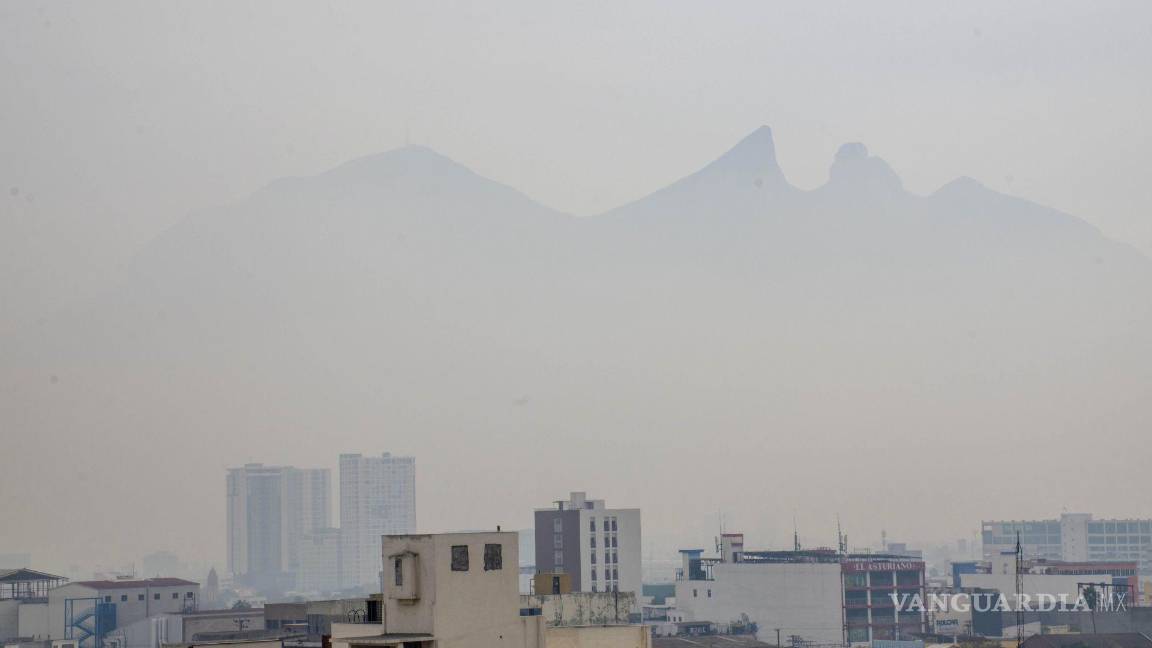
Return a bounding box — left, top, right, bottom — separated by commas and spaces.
590, 518, 596, 532
553, 518, 563, 532
692, 589, 697, 598
707, 589, 712, 598
591, 552, 597, 564
590, 537, 596, 548
554, 534, 563, 549
611, 518, 618, 532
120, 595, 127, 602
137, 594, 144, 601
451, 545, 469, 571
172, 593, 179, 599
484, 543, 503, 571
394, 558, 403, 586
153, 593, 160, 600
591, 569, 597, 581
186, 592, 194, 598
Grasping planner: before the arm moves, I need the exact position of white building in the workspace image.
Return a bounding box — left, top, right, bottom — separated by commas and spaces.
957, 552, 1116, 600
298, 528, 342, 594
226, 464, 331, 590
339, 453, 416, 591
673, 553, 843, 644
45, 578, 199, 648
533, 492, 642, 596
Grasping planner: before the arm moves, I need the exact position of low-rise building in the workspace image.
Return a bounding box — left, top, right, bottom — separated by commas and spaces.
674, 534, 926, 646
330, 531, 649, 648
0, 569, 68, 643
47, 578, 200, 648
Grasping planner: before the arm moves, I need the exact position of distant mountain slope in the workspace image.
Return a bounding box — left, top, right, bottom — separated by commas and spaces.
3, 127, 1151, 565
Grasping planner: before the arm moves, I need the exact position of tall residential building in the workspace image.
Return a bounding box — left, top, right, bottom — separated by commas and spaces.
298, 528, 342, 594
225, 463, 331, 591
982, 513, 1152, 577
339, 453, 416, 590
533, 491, 641, 595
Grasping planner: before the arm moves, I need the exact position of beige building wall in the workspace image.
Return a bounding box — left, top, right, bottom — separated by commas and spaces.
543, 626, 650, 648
383, 532, 534, 648
520, 593, 637, 627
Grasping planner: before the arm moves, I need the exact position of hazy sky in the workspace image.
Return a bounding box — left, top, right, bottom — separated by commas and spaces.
4, 2, 1151, 249
3, 1, 1152, 574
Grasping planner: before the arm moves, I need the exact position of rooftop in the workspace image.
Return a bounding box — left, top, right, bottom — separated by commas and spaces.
654, 636, 774, 648
0, 568, 66, 582
337, 634, 434, 646
75, 577, 199, 589
1021, 634, 1152, 648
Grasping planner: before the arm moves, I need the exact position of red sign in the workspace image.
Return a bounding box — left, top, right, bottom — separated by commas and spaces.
842, 561, 924, 572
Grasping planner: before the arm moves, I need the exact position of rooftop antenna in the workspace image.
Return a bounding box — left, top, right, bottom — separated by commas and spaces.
837, 515, 847, 556
716, 511, 724, 554
793, 513, 801, 552
1015, 531, 1025, 648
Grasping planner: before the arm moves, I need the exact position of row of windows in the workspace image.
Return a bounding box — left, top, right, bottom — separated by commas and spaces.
1088, 535, 1152, 545
590, 551, 618, 564
590, 517, 618, 533
1089, 522, 1152, 534
103, 592, 194, 603
449, 544, 502, 572
987, 522, 1061, 534
590, 536, 619, 548
590, 567, 618, 581
985, 535, 1061, 547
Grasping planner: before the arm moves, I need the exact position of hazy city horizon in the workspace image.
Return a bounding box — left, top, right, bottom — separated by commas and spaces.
4, 4, 1152, 631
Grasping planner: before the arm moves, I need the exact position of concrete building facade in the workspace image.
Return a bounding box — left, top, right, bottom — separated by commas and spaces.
339, 453, 416, 591
534, 493, 641, 596
674, 550, 843, 645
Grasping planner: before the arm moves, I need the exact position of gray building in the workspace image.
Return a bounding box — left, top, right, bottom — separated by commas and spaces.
226, 463, 331, 591
533, 492, 641, 595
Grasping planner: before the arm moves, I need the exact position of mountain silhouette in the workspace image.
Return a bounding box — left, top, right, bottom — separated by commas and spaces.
4, 126, 1151, 554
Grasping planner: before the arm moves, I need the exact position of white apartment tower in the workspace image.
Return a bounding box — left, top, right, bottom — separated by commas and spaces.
225, 463, 331, 589
533, 491, 642, 595
339, 452, 416, 590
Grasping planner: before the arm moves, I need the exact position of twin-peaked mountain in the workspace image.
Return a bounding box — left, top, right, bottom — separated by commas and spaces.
4, 127, 1151, 539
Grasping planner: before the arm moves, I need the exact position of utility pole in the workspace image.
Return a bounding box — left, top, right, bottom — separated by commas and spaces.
776, 628, 782, 647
